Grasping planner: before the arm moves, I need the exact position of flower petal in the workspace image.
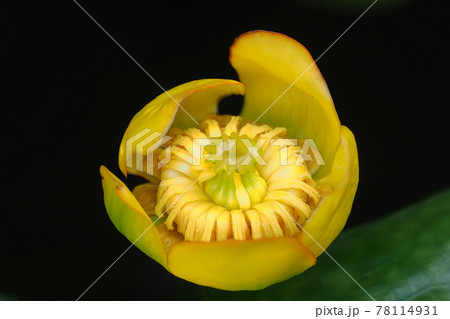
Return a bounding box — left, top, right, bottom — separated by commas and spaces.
167, 237, 316, 291
230, 30, 341, 177
100, 165, 168, 268
118, 79, 244, 178
297, 126, 359, 256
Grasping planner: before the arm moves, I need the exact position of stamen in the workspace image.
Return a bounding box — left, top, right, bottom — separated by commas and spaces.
201, 119, 222, 138
239, 123, 272, 138
231, 210, 248, 240
244, 209, 263, 239
201, 206, 226, 242
185, 201, 215, 240
223, 116, 241, 135
252, 203, 284, 237
260, 127, 287, 140
216, 210, 231, 241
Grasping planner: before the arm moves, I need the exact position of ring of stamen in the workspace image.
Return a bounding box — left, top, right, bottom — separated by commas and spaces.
154, 115, 321, 242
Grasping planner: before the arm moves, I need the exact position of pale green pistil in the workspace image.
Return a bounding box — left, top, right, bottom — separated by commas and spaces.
203, 133, 266, 210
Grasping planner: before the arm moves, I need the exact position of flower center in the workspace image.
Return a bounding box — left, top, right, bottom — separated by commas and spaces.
203, 132, 266, 210
154, 115, 321, 242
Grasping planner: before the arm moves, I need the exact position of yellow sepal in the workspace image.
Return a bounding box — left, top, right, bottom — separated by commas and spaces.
118, 79, 244, 179
167, 237, 316, 291
100, 165, 168, 268
230, 30, 341, 178
298, 126, 359, 256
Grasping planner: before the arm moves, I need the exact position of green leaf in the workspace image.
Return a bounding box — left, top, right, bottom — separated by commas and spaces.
204, 188, 450, 300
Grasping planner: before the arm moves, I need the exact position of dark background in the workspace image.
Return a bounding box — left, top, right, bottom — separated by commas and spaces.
2, 0, 448, 300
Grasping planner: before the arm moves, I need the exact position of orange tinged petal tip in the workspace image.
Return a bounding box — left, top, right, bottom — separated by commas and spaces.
230, 29, 310, 58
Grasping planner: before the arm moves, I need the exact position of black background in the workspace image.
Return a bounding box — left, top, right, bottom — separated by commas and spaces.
2, 0, 448, 300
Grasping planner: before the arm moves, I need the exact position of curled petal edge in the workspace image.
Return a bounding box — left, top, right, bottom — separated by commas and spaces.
230, 30, 342, 179
298, 126, 359, 256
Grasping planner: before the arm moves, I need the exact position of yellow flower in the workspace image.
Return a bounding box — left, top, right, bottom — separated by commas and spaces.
100, 30, 358, 291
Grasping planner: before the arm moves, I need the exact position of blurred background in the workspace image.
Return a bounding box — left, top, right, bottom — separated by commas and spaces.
1, 0, 448, 300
